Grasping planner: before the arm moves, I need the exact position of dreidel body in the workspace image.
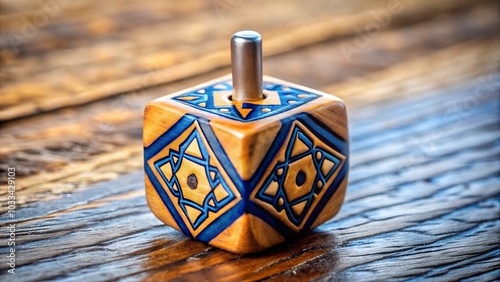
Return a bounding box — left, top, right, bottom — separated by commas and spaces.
144, 31, 349, 253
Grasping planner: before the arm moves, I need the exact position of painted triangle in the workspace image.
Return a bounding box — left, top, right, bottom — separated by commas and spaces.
263, 180, 279, 197
290, 133, 310, 157
172, 182, 179, 192
291, 199, 308, 216
185, 136, 203, 159
184, 205, 202, 225
208, 198, 216, 208
159, 163, 173, 181
234, 104, 252, 118
321, 157, 336, 177
213, 184, 229, 202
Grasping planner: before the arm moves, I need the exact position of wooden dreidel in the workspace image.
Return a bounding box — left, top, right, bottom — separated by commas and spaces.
144, 31, 349, 253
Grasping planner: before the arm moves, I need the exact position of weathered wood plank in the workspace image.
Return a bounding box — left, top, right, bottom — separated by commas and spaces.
0, 0, 493, 121
0, 9, 498, 214
1, 1, 498, 280
0, 56, 498, 281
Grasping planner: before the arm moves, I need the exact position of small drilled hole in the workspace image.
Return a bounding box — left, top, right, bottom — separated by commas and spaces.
296, 170, 306, 186
187, 174, 198, 189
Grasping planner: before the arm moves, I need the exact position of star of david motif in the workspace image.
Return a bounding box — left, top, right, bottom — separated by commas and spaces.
254, 122, 345, 229
152, 127, 237, 230
172, 80, 320, 122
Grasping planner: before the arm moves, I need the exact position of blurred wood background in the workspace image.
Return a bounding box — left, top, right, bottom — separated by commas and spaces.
0, 0, 499, 281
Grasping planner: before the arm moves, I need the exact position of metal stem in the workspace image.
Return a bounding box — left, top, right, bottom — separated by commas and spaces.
231, 30, 264, 102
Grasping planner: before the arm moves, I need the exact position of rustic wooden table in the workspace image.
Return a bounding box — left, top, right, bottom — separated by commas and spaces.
1, 0, 499, 281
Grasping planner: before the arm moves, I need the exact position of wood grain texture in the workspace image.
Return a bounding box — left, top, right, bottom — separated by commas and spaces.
0, 0, 493, 121
1, 67, 498, 280
0, 0, 499, 280
1, 3, 497, 184
1, 35, 497, 214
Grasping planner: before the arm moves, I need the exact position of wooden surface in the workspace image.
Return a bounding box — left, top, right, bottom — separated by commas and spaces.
0, 0, 499, 280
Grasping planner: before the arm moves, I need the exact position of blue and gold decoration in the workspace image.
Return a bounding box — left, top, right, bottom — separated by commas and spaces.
144, 28, 348, 254
253, 121, 345, 230
172, 80, 319, 122
144, 97, 348, 247
153, 128, 237, 230
145, 120, 242, 238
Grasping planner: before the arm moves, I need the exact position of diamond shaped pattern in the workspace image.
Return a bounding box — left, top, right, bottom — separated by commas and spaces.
253, 121, 345, 230
146, 121, 240, 235
172, 80, 320, 122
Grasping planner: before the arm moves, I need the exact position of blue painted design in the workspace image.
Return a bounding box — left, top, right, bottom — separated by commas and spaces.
144, 163, 192, 237
145, 113, 348, 241
255, 122, 342, 227
144, 116, 199, 237
152, 128, 236, 230
242, 114, 348, 236
172, 80, 320, 122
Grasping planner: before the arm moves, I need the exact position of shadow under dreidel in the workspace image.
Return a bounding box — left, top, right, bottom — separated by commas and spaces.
141, 231, 340, 280
246, 229, 340, 257
196, 231, 341, 280
141, 236, 236, 281
141, 237, 212, 268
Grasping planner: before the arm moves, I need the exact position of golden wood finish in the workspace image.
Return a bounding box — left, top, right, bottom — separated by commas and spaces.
144, 74, 349, 253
